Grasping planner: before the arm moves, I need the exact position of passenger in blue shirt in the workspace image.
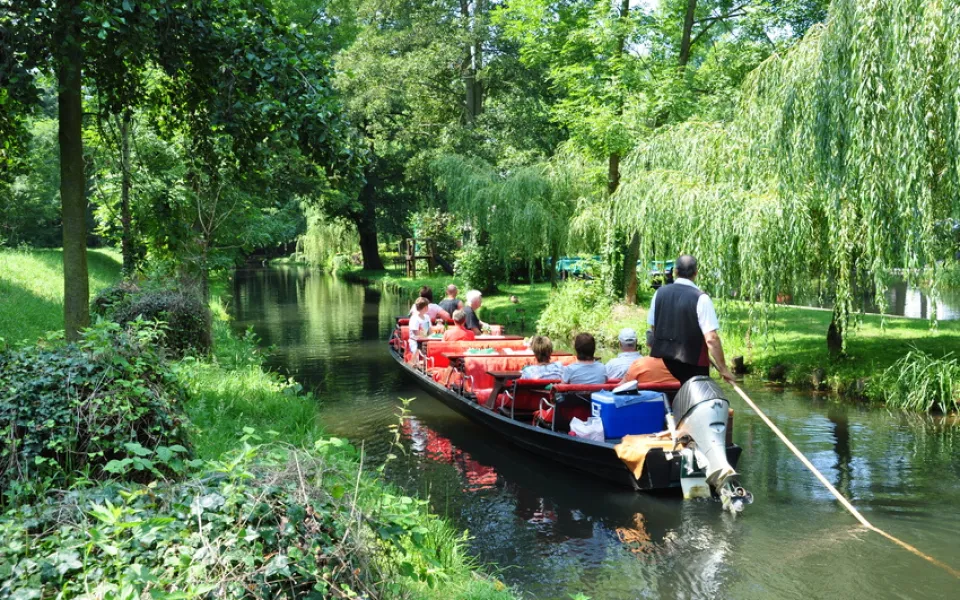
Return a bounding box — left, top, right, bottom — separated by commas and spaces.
562, 333, 608, 384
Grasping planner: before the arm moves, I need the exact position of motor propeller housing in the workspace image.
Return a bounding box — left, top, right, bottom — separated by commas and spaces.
674, 376, 752, 511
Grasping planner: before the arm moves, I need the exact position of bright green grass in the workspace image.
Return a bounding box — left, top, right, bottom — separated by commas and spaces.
0, 247, 122, 343
720, 302, 960, 391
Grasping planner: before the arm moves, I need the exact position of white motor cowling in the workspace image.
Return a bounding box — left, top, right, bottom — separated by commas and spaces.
674, 376, 736, 486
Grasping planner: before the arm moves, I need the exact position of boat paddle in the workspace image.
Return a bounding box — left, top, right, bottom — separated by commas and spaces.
718, 366, 960, 579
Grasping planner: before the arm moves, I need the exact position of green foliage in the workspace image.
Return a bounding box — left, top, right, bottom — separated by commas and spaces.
0, 320, 192, 501
0, 119, 61, 247
611, 0, 960, 347
409, 209, 462, 257
871, 350, 960, 413
0, 439, 512, 599
296, 208, 359, 270
537, 280, 614, 348
93, 281, 212, 358
454, 241, 500, 294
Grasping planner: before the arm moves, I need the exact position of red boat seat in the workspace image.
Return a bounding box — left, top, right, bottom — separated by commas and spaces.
425, 340, 528, 369
463, 356, 538, 392
496, 378, 558, 415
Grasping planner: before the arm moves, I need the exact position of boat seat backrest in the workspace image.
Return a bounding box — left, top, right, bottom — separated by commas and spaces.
507, 379, 558, 412
463, 356, 538, 391
426, 340, 529, 368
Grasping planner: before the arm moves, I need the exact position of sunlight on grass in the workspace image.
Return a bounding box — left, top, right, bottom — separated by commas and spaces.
0, 247, 122, 343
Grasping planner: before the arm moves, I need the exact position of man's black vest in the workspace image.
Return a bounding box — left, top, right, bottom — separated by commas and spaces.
650, 282, 709, 367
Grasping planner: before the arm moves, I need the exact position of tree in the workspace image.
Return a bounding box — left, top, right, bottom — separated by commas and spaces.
2, 0, 161, 339
614, 0, 960, 350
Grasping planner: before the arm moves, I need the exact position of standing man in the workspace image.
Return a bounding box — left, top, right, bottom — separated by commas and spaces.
439, 284, 462, 315
463, 290, 488, 335
648, 255, 735, 384
605, 328, 641, 380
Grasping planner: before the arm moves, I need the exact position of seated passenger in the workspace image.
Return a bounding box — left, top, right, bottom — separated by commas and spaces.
463, 289, 488, 335
520, 335, 562, 380
561, 333, 607, 384
438, 284, 463, 315
443, 309, 476, 342
605, 328, 642, 380
623, 356, 681, 387
408, 297, 431, 354
409, 285, 451, 321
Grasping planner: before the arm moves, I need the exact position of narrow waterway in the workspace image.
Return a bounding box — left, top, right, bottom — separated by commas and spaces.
231, 267, 960, 600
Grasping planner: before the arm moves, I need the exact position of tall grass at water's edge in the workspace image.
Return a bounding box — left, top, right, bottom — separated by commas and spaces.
871, 350, 960, 413
0, 247, 122, 343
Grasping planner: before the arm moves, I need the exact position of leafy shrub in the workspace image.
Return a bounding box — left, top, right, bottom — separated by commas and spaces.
0, 440, 513, 599
330, 253, 352, 275
537, 280, 614, 346
90, 279, 141, 316
110, 287, 212, 357
454, 241, 500, 293
0, 321, 192, 500
870, 350, 960, 413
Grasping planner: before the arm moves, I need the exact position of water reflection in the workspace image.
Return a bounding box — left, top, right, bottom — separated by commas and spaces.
230, 267, 960, 600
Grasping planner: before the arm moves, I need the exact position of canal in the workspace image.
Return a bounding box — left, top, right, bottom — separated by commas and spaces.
231, 267, 959, 600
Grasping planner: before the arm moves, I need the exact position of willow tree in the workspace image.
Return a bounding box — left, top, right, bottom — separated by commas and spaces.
614, 0, 960, 351
433, 152, 592, 286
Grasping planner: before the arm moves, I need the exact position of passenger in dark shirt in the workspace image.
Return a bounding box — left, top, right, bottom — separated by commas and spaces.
463, 289, 487, 334
439, 284, 461, 315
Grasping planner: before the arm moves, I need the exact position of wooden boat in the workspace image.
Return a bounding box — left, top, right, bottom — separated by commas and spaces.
389, 319, 745, 496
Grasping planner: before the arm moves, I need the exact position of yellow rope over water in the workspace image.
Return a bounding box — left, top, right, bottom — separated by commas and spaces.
727, 379, 960, 579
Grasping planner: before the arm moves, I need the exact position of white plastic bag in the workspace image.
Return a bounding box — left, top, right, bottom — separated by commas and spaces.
570, 416, 605, 441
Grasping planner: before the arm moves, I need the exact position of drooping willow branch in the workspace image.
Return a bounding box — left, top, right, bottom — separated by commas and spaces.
614, 0, 960, 346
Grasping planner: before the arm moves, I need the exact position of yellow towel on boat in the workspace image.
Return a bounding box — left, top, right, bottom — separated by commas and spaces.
615, 434, 675, 479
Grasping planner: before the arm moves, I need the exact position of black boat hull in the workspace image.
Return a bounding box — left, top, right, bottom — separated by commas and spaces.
391, 349, 742, 492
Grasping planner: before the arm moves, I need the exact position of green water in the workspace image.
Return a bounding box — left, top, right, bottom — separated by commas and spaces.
231, 267, 960, 600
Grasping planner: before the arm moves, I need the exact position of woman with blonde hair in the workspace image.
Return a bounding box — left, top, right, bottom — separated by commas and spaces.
520, 336, 563, 380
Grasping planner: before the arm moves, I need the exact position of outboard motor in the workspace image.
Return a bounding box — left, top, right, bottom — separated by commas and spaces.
674, 376, 753, 512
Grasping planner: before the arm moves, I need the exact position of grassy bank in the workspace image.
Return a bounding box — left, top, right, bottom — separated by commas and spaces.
0, 250, 516, 599
343, 267, 552, 333
0, 247, 122, 343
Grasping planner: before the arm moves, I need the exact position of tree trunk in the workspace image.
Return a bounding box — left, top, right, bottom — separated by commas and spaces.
355, 175, 385, 271
623, 232, 641, 304
462, 0, 484, 125
679, 0, 698, 67
119, 109, 135, 275
827, 314, 843, 357
58, 0, 89, 341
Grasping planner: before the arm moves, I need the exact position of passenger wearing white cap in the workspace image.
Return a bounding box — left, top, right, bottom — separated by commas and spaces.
605, 328, 642, 380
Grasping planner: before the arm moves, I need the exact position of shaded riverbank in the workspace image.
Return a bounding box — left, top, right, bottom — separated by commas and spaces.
232, 266, 960, 600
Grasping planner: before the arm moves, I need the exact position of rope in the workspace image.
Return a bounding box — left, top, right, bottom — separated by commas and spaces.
726, 379, 960, 579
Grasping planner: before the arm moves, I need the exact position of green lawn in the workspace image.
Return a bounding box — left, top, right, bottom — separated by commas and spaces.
0, 247, 122, 343
720, 302, 960, 390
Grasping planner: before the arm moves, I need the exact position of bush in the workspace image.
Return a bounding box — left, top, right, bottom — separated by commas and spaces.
870, 350, 960, 413
0, 440, 514, 599
90, 279, 141, 316
110, 287, 212, 358
454, 241, 500, 293
0, 321, 192, 501
537, 280, 614, 346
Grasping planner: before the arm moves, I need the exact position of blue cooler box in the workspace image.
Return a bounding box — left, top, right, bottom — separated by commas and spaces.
591, 390, 667, 438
